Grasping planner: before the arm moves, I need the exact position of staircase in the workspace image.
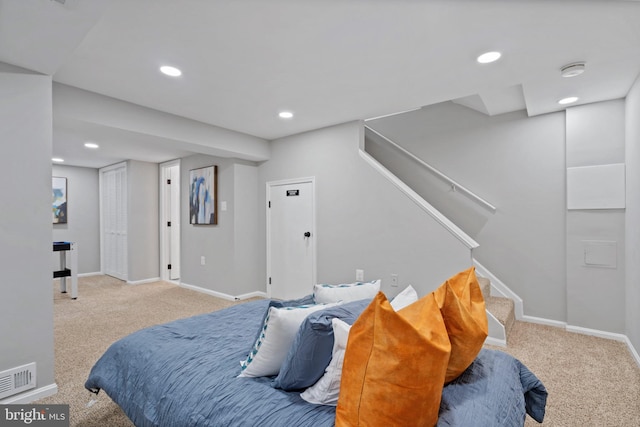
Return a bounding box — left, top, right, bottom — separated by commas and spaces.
478, 276, 516, 346
360, 125, 519, 347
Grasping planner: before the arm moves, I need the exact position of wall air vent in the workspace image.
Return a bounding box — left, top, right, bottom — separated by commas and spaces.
0, 363, 36, 400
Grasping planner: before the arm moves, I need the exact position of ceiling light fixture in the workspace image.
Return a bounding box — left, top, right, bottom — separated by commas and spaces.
279, 111, 293, 119
560, 62, 586, 78
558, 96, 579, 105
160, 65, 182, 77
477, 51, 502, 64
84, 142, 99, 149
52, 157, 65, 163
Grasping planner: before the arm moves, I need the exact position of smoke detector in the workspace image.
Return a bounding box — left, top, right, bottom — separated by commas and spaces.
561, 62, 586, 78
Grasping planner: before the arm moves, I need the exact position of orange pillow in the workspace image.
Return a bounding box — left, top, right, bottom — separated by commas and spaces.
434, 267, 488, 383
335, 292, 450, 427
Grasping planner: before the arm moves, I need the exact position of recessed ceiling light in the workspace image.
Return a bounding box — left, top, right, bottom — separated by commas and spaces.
52, 157, 64, 163
160, 65, 182, 77
558, 96, 579, 105
560, 62, 586, 78
279, 111, 293, 119
84, 142, 99, 149
477, 51, 502, 64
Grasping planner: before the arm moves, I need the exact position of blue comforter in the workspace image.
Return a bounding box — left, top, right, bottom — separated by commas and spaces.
86, 299, 546, 426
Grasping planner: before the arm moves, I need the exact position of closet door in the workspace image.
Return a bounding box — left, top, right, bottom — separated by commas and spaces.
100, 163, 128, 281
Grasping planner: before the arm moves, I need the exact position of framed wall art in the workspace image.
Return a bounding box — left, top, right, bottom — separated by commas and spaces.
52, 176, 67, 224
189, 165, 217, 225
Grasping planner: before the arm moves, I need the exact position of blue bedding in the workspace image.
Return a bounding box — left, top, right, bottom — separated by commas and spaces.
85, 299, 546, 426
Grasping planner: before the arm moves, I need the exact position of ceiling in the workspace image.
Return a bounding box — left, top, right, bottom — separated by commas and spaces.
1, 0, 640, 168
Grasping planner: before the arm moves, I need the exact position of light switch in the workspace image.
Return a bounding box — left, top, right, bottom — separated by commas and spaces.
221, 201, 227, 211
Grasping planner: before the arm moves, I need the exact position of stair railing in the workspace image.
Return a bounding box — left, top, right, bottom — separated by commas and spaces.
358, 139, 479, 250
364, 126, 497, 213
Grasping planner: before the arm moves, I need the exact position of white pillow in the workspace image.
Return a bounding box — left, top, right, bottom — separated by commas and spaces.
314, 280, 381, 304
239, 303, 337, 378
300, 318, 351, 406
390, 285, 419, 311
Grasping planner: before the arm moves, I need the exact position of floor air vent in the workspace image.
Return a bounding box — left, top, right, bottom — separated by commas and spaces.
0, 363, 36, 400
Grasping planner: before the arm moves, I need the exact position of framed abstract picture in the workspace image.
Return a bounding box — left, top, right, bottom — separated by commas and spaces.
52, 176, 67, 224
189, 165, 217, 225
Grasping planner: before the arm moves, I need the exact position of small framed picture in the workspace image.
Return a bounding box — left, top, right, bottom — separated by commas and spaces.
52, 176, 67, 224
189, 165, 217, 225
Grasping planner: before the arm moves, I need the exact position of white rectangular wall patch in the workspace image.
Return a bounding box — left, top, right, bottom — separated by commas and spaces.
567, 163, 625, 210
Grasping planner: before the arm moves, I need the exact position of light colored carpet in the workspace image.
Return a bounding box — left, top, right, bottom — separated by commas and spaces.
39, 276, 240, 426
38, 276, 640, 426
487, 321, 640, 427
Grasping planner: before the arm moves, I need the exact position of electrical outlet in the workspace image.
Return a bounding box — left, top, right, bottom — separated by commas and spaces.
201, 256, 206, 266
391, 274, 399, 287
356, 269, 364, 281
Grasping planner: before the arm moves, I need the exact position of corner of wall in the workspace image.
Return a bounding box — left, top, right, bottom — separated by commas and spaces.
625, 73, 640, 354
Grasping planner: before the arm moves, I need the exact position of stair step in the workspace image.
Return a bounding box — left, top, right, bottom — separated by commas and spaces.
477, 277, 491, 301
485, 295, 515, 339
478, 274, 516, 345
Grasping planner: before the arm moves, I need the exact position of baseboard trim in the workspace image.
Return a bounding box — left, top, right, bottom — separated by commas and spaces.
78, 272, 102, 278
126, 277, 161, 285
625, 336, 640, 369
484, 336, 507, 348
0, 383, 58, 404
565, 324, 627, 342
566, 325, 640, 369
521, 315, 567, 328
179, 282, 267, 301
235, 290, 268, 300
520, 316, 640, 368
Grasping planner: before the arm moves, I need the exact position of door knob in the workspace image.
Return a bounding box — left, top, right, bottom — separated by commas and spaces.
304, 231, 311, 238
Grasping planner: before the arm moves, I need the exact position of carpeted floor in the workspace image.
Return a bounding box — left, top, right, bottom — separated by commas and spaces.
38, 276, 640, 426
487, 322, 640, 426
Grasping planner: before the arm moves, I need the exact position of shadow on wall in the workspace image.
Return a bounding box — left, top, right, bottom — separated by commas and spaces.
364, 125, 492, 239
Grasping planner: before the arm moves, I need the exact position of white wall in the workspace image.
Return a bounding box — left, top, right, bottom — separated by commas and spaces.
566, 100, 626, 333
180, 155, 262, 297
364, 98, 639, 345
127, 160, 160, 282
0, 64, 55, 398
626, 75, 640, 353
52, 165, 100, 274
258, 121, 473, 298
52, 162, 159, 282
233, 162, 262, 295
53, 83, 270, 162
366, 104, 567, 320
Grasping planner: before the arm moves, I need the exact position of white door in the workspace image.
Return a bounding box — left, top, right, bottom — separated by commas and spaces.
100, 163, 128, 281
267, 179, 316, 300
161, 161, 181, 280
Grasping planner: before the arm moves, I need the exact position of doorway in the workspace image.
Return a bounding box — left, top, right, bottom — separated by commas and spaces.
100, 162, 128, 280
160, 160, 181, 282
267, 177, 316, 300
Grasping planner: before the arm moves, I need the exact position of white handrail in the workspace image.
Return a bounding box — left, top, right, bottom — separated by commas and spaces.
359, 148, 479, 250
364, 126, 497, 213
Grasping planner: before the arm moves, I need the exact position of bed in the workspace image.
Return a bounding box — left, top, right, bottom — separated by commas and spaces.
85, 297, 547, 426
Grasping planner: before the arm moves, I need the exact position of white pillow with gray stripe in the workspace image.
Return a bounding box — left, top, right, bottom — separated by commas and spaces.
313, 280, 380, 304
